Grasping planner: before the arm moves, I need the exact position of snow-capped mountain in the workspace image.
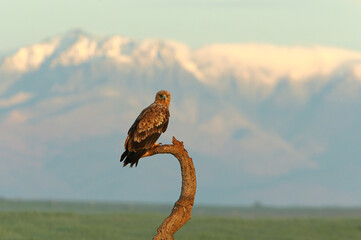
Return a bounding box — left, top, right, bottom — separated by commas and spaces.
1, 30, 360, 206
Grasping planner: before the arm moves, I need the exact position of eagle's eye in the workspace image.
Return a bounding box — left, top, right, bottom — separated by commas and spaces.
160, 95, 166, 100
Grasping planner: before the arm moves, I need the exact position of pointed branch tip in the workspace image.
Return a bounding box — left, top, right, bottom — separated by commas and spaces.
172, 136, 183, 147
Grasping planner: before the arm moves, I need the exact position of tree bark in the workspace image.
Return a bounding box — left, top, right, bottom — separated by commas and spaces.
141, 137, 197, 240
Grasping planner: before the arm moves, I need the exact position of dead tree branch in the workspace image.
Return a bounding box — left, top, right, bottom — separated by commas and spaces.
142, 137, 197, 240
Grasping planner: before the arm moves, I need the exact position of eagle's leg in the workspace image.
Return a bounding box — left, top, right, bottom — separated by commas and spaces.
142, 142, 161, 158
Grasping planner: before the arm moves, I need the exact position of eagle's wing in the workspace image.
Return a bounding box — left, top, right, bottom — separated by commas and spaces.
126, 103, 169, 152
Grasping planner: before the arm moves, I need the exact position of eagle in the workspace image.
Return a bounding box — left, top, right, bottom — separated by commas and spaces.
120, 90, 171, 167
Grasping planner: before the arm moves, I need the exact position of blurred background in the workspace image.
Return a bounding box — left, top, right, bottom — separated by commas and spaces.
1, 0, 361, 207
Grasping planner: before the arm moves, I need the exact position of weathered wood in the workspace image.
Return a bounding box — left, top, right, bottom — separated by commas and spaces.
142, 137, 197, 240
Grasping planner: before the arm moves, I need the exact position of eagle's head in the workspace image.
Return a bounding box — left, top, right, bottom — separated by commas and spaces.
155, 90, 171, 107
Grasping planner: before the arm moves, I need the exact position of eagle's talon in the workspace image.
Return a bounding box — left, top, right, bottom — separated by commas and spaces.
152, 142, 161, 148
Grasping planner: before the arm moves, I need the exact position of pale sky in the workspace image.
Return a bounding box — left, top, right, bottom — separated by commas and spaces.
1, 0, 361, 53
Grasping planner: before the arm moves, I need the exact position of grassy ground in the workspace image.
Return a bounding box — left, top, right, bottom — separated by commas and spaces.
1, 212, 361, 240
1, 199, 361, 239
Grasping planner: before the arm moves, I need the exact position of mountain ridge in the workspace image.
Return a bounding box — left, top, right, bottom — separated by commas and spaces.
2, 30, 361, 91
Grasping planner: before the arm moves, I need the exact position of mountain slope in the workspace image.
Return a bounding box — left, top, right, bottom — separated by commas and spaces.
0, 30, 360, 205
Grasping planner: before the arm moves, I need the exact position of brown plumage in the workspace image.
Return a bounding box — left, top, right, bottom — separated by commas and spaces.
120, 90, 171, 167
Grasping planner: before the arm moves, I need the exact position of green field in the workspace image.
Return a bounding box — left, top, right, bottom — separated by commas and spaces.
1, 199, 361, 240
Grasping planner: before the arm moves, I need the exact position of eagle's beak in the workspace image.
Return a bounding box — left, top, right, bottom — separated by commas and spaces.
161, 95, 166, 100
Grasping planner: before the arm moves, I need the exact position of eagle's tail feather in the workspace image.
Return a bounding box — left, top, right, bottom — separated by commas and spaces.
120, 149, 147, 167
120, 150, 128, 162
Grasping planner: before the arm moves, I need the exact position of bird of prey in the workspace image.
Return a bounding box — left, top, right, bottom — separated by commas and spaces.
120, 90, 171, 167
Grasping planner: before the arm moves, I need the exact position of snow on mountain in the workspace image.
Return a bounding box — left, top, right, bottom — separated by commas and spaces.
1, 30, 361, 205
0, 91, 33, 108
1, 38, 60, 73
195, 44, 361, 83
3, 31, 361, 89
193, 44, 361, 101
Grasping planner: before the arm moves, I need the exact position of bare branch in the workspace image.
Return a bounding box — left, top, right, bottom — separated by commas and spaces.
142, 137, 197, 240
